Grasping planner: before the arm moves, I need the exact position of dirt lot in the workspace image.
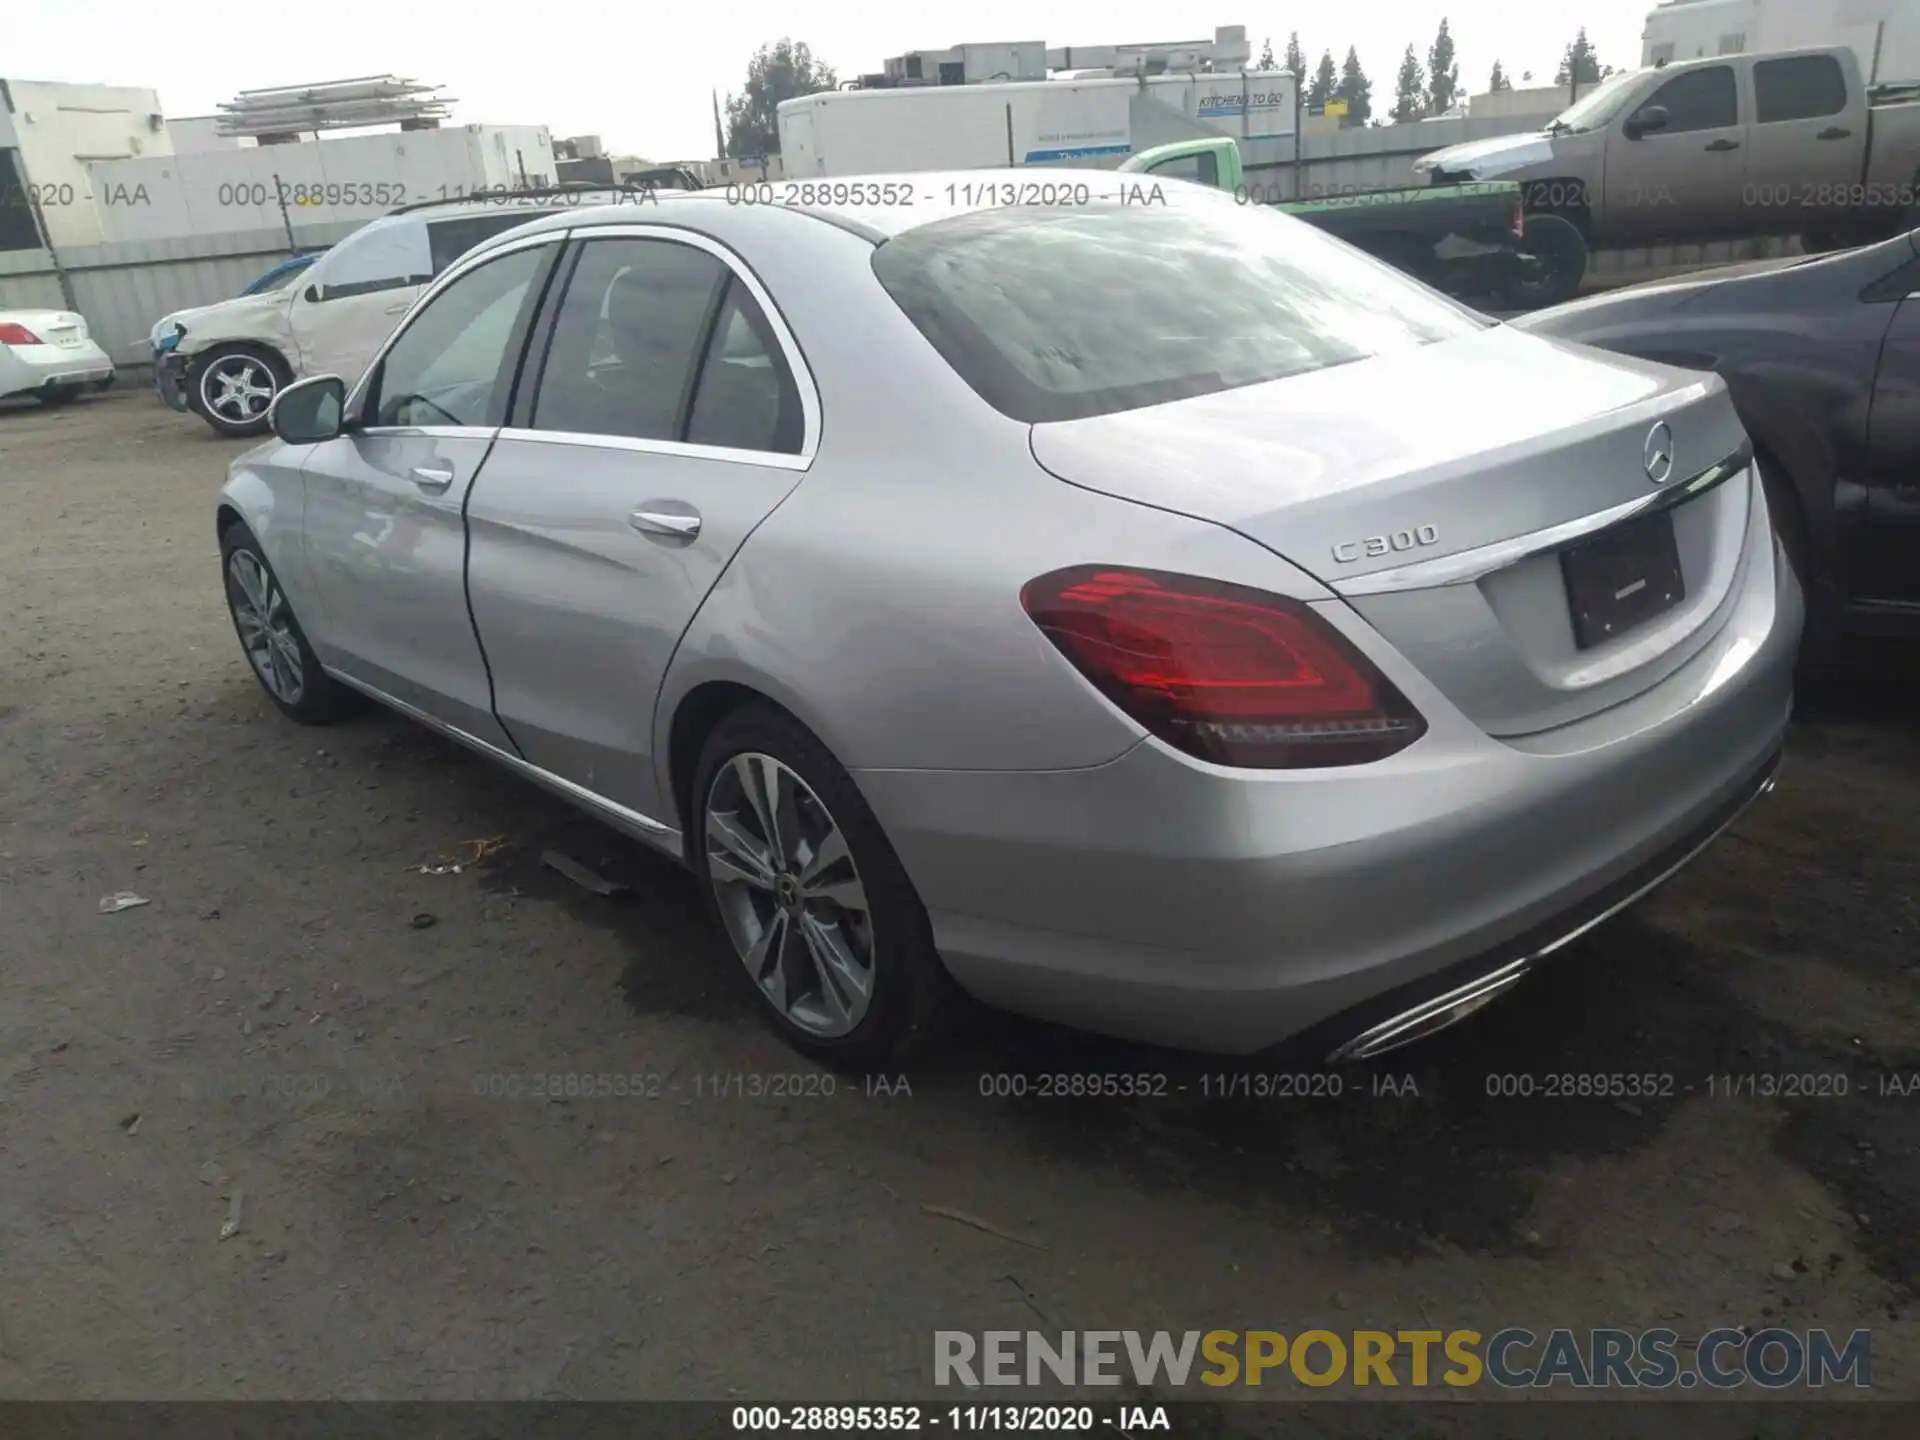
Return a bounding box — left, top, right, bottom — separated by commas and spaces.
1, 391, 1916, 1418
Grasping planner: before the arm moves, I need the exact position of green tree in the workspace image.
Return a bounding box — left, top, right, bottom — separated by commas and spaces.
1488, 59, 1512, 91
1427, 18, 1461, 114
1391, 45, 1428, 123
1258, 36, 1276, 70
1309, 49, 1338, 110
1555, 28, 1604, 86
724, 38, 837, 159
1285, 31, 1308, 80
1336, 46, 1373, 126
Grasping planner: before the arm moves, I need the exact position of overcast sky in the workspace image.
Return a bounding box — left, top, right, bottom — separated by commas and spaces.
8, 1, 1657, 160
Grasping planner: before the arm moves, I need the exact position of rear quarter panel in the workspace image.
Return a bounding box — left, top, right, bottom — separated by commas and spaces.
648, 203, 1337, 818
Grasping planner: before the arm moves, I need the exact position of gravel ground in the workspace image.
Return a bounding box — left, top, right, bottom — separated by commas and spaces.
1, 391, 1915, 1419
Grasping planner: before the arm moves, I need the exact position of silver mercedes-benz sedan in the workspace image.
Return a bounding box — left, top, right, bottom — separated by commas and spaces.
215, 173, 1800, 1066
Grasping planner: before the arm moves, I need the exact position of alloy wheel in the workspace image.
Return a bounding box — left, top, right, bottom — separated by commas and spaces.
201, 354, 277, 424
226, 550, 305, 704
704, 752, 876, 1038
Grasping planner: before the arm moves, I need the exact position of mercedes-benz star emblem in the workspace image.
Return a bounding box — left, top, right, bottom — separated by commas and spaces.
1643, 421, 1676, 485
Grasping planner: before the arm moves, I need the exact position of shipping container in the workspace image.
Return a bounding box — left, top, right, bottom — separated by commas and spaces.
777, 72, 1298, 177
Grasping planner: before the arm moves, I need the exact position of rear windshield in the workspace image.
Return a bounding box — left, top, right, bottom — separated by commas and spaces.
871, 197, 1487, 423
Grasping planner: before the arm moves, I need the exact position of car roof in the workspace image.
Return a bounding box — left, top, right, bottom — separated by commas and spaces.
480, 169, 1222, 244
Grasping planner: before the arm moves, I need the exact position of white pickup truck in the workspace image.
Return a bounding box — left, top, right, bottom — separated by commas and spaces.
1414, 45, 1920, 302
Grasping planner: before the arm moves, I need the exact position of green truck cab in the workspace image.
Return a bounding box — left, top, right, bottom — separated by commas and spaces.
1121, 137, 1543, 304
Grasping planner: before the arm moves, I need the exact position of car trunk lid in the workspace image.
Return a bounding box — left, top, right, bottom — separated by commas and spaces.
1028, 323, 1757, 737
2, 309, 89, 347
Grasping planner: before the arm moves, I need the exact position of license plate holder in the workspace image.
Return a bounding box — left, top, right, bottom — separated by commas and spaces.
1560, 509, 1686, 650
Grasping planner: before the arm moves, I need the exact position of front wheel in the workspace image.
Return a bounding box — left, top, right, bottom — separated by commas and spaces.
691, 703, 958, 1068
189, 345, 288, 437
1501, 212, 1588, 310
220, 522, 357, 724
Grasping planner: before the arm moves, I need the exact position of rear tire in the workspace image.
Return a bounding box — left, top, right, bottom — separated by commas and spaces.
691, 702, 958, 1070
37, 384, 80, 407
189, 345, 289, 437
1501, 212, 1588, 310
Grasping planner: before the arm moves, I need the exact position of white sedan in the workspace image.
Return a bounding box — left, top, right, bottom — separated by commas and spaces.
0, 307, 116, 406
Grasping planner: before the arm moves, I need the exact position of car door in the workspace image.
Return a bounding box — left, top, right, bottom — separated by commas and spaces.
1607, 63, 1747, 241
1747, 53, 1863, 232
1860, 290, 1920, 606
465, 227, 814, 823
297, 233, 563, 747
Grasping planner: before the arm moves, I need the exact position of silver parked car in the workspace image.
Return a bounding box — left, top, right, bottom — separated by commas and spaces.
215, 174, 1801, 1066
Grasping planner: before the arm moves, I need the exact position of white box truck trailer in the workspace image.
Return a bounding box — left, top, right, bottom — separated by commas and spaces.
776, 72, 1298, 177
1642, 0, 1920, 86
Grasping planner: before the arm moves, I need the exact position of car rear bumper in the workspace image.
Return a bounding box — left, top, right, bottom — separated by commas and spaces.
853, 496, 1802, 1056
1, 339, 115, 396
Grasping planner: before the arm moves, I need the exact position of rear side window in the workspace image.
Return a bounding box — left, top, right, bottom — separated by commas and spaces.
684, 280, 805, 453
1635, 66, 1738, 132
1754, 55, 1849, 124
530, 236, 726, 440
872, 199, 1484, 424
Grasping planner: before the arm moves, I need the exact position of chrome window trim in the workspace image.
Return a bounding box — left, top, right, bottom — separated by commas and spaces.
519, 222, 822, 464
344, 230, 569, 420
1332, 441, 1755, 598
492, 426, 810, 472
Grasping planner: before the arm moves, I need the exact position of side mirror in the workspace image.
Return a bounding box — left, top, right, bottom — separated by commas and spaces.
303, 284, 321, 303
1625, 105, 1670, 139
271, 374, 346, 445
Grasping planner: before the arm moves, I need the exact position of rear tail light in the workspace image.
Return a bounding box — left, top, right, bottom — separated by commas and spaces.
1020, 567, 1427, 769
1512, 203, 1526, 240
0, 322, 44, 345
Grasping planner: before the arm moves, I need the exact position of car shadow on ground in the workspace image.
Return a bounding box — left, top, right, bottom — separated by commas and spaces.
352, 635, 1916, 1295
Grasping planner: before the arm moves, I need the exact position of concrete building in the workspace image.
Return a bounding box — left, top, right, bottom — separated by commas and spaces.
0, 79, 173, 247
84, 124, 556, 244
1467, 84, 1579, 121
166, 116, 251, 153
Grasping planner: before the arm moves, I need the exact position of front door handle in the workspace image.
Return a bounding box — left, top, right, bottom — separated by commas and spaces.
629, 506, 702, 540
384, 301, 411, 315
1817, 126, 1852, 140
1704, 138, 1741, 151
410, 464, 455, 493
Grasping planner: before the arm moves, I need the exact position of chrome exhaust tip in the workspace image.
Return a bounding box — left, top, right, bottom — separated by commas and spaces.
1326, 958, 1532, 1064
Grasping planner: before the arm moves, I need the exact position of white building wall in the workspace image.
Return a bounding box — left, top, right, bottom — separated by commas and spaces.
1, 80, 173, 246
82, 124, 556, 244
1468, 85, 1577, 121
167, 116, 251, 153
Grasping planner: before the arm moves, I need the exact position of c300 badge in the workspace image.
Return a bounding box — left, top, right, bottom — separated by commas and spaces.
1333, 524, 1439, 564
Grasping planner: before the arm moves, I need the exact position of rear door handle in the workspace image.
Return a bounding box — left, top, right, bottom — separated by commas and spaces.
1704, 138, 1741, 151
410, 464, 455, 493
1817, 126, 1853, 140
629, 506, 702, 539
384, 301, 410, 315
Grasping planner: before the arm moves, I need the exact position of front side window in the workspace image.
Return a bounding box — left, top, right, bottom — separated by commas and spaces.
873, 197, 1486, 424
529, 237, 726, 441
1635, 66, 1738, 133
1754, 55, 1848, 124
369, 245, 546, 428
427, 210, 564, 275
